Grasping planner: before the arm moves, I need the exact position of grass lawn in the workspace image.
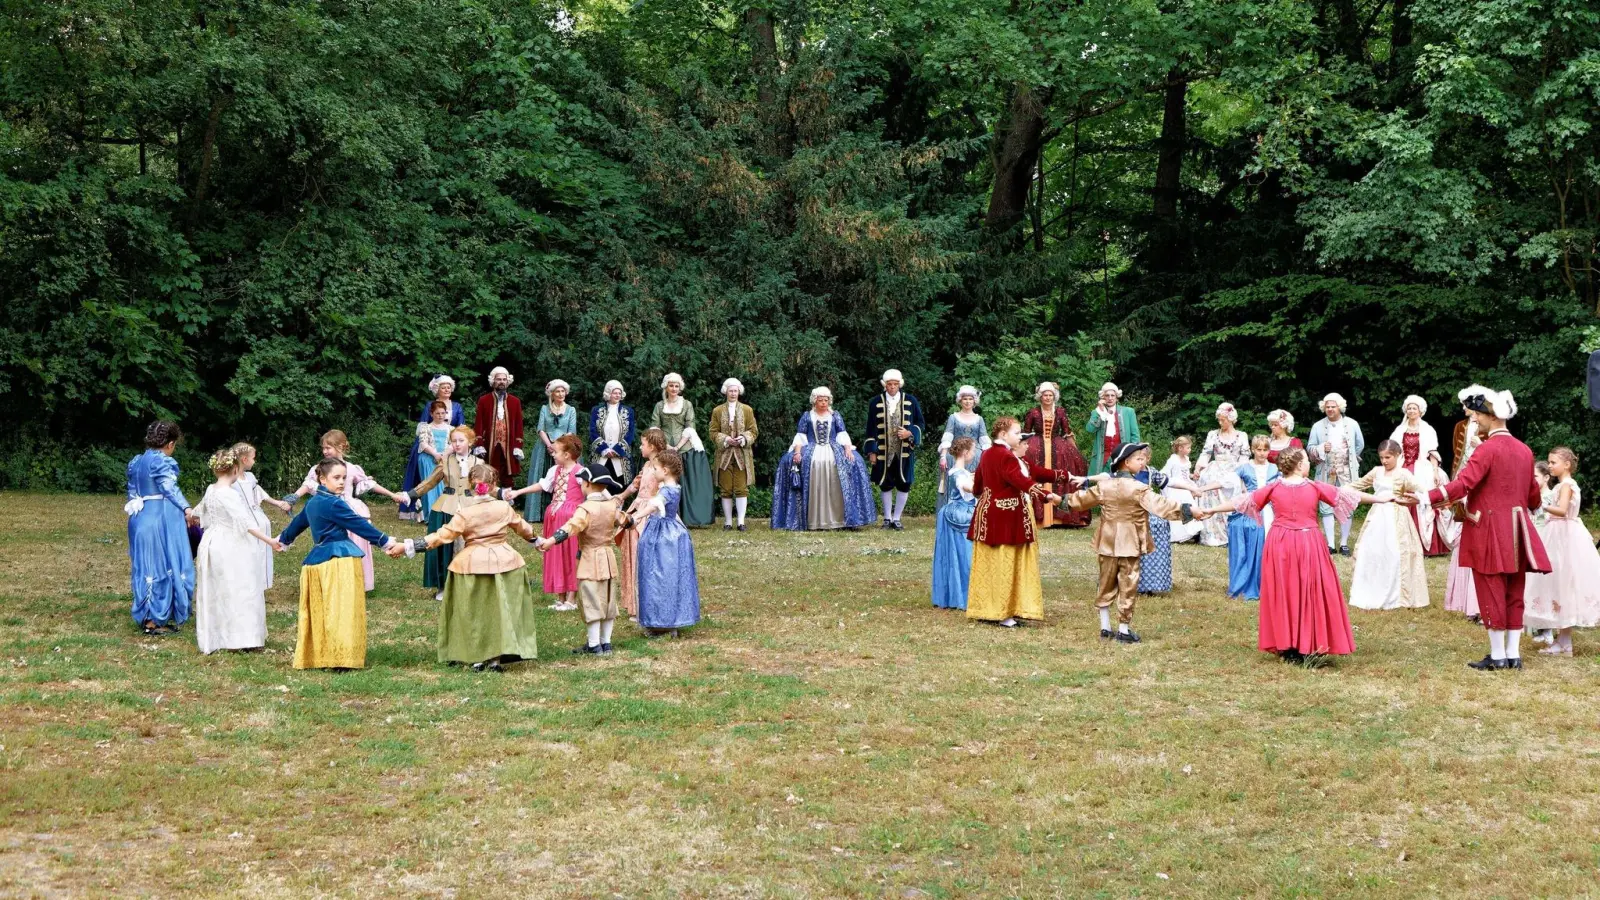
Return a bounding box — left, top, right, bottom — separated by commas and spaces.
2, 492, 1598, 897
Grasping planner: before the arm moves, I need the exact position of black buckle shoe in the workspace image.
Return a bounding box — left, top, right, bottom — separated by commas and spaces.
1099, 629, 1113, 640
737, 524, 746, 531
1113, 630, 1141, 644
1503, 657, 1523, 670
572, 644, 602, 655
891, 520, 905, 530
599, 643, 613, 655
1466, 655, 1503, 671
1340, 545, 1351, 557
724, 524, 733, 531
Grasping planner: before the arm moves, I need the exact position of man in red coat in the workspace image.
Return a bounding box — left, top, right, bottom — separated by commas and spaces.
1423, 385, 1551, 671
474, 366, 524, 489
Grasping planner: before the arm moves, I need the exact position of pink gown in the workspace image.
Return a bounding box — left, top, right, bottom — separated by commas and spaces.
301, 461, 377, 591
1524, 480, 1600, 629
619, 463, 662, 617
1237, 480, 1357, 656
539, 464, 583, 594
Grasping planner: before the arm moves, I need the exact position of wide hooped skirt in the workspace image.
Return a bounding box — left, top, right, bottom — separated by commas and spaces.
437, 570, 540, 664
966, 541, 1044, 622
295, 557, 367, 669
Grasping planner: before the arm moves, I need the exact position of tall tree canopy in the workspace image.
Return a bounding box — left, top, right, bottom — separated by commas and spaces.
2, 0, 1596, 489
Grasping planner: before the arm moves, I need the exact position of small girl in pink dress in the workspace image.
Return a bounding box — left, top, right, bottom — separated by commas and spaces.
1524, 448, 1600, 656
505, 434, 585, 610
292, 430, 399, 592
1203, 447, 1387, 662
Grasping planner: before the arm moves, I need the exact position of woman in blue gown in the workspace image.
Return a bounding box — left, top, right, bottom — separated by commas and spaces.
400, 375, 465, 521
770, 387, 877, 531
935, 385, 989, 512
636, 452, 701, 635
1228, 436, 1279, 600
125, 421, 196, 634
931, 438, 978, 609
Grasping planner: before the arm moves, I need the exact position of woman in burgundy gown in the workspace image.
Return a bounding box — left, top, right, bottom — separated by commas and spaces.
1023, 382, 1090, 528
1390, 395, 1449, 556
1204, 448, 1388, 662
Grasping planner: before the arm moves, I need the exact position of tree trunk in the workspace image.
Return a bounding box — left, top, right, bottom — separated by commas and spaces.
743, 7, 790, 159
190, 93, 227, 218
1152, 68, 1187, 221
985, 83, 1052, 234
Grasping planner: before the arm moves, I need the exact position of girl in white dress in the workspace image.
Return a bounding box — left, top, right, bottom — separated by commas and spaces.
1160, 436, 1205, 544
194, 448, 283, 653
1525, 448, 1600, 656
1346, 440, 1429, 610
232, 442, 290, 589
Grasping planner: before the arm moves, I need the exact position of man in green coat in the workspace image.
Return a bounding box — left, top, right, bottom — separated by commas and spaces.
1083, 382, 1140, 476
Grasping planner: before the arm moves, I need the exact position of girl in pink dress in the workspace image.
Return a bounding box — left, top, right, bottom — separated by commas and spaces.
505, 434, 585, 610
616, 428, 668, 618
292, 430, 400, 592
1524, 448, 1600, 656
1204, 447, 1388, 662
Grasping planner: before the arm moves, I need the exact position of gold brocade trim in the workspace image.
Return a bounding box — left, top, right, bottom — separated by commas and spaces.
971, 489, 992, 542
995, 498, 1019, 510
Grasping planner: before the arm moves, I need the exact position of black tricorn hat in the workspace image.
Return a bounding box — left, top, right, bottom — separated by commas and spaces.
1108, 442, 1151, 471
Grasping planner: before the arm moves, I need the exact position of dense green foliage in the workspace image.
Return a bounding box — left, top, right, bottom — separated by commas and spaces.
3, 0, 1597, 492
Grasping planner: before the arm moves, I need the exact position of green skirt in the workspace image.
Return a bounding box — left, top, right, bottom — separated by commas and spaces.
680, 448, 716, 527
422, 509, 455, 589
437, 569, 540, 664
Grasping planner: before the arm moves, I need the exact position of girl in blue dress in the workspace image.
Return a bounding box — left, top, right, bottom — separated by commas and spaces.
413, 400, 453, 521
1228, 435, 1279, 600
400, 375, 465, 522
931, 437, 978, 609
636, 449, 701, 636
125, 421, 197, 635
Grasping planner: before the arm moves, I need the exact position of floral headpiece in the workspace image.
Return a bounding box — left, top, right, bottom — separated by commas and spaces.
208, 447, 240, 471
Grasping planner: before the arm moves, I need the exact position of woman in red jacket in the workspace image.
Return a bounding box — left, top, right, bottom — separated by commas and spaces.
967, 417, 1063, 626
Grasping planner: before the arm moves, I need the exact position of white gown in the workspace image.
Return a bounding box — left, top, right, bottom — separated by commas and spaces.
237, 472, 275, 589
1347, 467, 1429, 610
1160, 455, 1205, 543
193, 483, 269, 653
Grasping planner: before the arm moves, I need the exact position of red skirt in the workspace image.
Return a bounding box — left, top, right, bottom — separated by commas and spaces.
1257, 525, 1355, 655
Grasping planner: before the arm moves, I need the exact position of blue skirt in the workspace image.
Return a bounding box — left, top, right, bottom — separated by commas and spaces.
931, 496, 976, 609
1138, 516, 1173, 594
1227, 514, 1266, 600
129, 501, 195, 625
638, 515, 701, 629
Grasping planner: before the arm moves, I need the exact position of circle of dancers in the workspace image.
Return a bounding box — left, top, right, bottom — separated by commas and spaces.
125, 370, 1594, 673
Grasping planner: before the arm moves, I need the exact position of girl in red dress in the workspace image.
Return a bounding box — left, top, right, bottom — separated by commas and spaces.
1203, 447, 1388, 662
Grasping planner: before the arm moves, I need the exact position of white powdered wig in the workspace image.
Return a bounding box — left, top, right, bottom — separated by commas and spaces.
1216, 402, 1238, 423
1321, 392, 1347, 413
721, 378, 745, 396
544, 379, 570, 395
1402, 394, 1427, 417
881, 369, 905, 388
604, 379, 626, 400
810, 386, 834, 403
1099, 382, 1122, 399
428, 374, 456, 394
1034, 381, 1060, 401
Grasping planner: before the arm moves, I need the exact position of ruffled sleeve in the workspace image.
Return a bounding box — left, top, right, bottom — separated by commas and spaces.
154, 455, 191, 511
1314, 481, 1361, 523
1235, 481, 1275, 525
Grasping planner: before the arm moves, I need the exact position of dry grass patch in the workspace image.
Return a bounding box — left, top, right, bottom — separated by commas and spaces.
2, 492, 1599, 896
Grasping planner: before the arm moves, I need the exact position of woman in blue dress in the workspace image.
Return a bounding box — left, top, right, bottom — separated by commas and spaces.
636, 450, 701, 636
770, 387, 877, 531
931, 437, 978, 609
125, 421, 196, 635
1228, 435, 1279, 600
400, 375, 465, 522
525, 379, 579, 522
935, 385, 990, 511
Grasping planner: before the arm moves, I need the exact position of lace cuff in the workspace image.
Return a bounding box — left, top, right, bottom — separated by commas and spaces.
1333, 486, 1361, 523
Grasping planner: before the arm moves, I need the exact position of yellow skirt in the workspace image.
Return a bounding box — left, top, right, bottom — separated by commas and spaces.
295, 557, 367, 669
966, 541, 1045, 622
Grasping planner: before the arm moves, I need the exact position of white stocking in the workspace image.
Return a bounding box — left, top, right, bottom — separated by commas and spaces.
722, 498, 734, 526
892, 490, 910, 522
735, 497, 748, 525
1339, 518, 1352, 546
1098, 608, 1112, 631
881, 491, 894, 520
1321, 514, 1335, 547
1506, 628, 1522, 659
1488, 629, 1506, 660
586, 621, 602, 648
601, 618, 615, 645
